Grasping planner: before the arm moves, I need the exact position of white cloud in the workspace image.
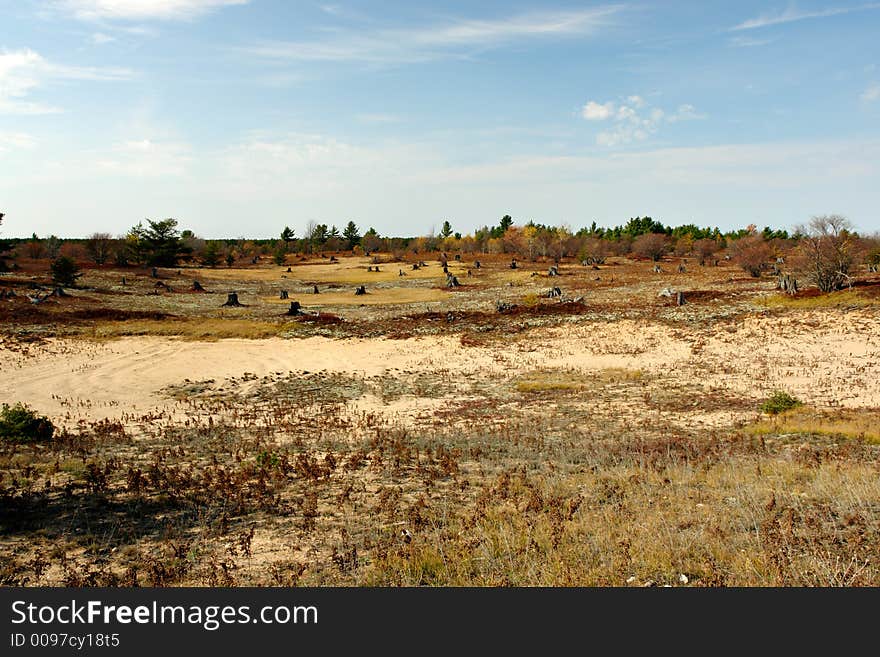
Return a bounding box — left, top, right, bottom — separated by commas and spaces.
90, 32, 117, 44
626, 94, 645, 108
96, 138, 192, 176
244, 7, 624, 64
862, 83, 880, 101
0, 48, 133, 115
728, 36, 773, 47
0, 132, 36, 152
582, 95, 705, 147
57, 0, 249, 21
355, 113, 401, 124
581, 100, 615, 120
731, 3, 880, 31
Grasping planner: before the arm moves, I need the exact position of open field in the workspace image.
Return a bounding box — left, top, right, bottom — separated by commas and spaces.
2, 252, 879, 586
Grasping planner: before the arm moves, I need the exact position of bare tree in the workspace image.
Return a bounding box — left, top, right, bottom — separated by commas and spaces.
729, 234, 772, 277
794, 215, 858, 292
85, 232, 114, 264
631, 233, 669, 262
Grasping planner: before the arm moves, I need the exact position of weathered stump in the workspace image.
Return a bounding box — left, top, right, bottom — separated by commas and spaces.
676, 291, 686, 306
474, 260, 481, 269
777, 273, 798, 295
399, 269, 406, 277
192, 280, 205, 292
285, 301, 302, 316
652, 265, 662, 273
548, 265, 559, 277
313, 285, 319, 294
222, 292, 243, 307
279, 289, 289, 299
151, 267, 158, 278
548, 286, 562, 298
677, 264, 686, 273
355, 286, 366, 296
446, 274, 461, 288
454, 254, 461, 261
510, 259, 518, 269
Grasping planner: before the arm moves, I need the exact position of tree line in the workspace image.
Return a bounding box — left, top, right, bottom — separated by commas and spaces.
3, 212, 879, 293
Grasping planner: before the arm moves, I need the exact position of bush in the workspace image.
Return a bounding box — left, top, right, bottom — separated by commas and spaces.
50, 255, 82, 287
0, 403, 55, 443
761, 391, 802, 415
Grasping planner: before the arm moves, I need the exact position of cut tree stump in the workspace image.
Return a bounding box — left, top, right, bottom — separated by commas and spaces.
279, 290, 288, 299
222, 292, 243, 307
192, 280, 205, 292
548, 265, 559, 276
151, 267, 158, 278
474, 260, 481, 269
446, 274, 461, 287
285, 301, 302, 316
676, 291, 686, 306
355, 286, 366, 296
777, 273, 798, 295
313, 285, 319, 294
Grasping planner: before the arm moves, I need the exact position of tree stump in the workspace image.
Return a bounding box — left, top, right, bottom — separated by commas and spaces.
676, 291, 685, 306
399, 269, 406, 277
466, 269, 472, 277
279, 289, 289, 299
677, 263, 686, 274
412, 263, 420, 270
548, 286, 562, 298
287, 267, 292, 272
285, 301, 302, 315
222, 292, 243, 307
510, 259, 518, 269
495, 301, 516, 313
474, 260, 481, 269
313, 285, 319, 294
777, 273, 798, 295
652, 265, 662, 273
355, 286, 366, 296
151, 267, 158, 278
548, 265, 559, 276
192, 280, 205, 292
454, 254, 461, 261
121, 277, 127, 285
446, 274, 460, 287
443, 265, 449, 274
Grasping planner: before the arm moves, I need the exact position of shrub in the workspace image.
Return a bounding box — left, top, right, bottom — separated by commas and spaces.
0, 403, 55, 443
761, 391, 802, 415
50, 256, 82, 287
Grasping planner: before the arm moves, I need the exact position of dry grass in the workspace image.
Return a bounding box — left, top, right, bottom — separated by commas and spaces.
748, 406, 880, 444
515, 368, 643, 393
759, 289, 879, 309
2, 253, 879, 587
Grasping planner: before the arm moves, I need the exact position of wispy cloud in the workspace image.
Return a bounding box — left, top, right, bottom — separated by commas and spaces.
0, 48, 133, 115
57, 0, 249, 21
581, 96, 705, 146
355, 113, 401, 124
728, 35, 774, 47
90, 32, 117, 44
244, 7, 624, 64
862, 82, 880, 101
731, 3, 880, 31
0, 132, 36, 152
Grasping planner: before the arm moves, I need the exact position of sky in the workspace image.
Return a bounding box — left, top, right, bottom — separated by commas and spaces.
0, 1, 879, 239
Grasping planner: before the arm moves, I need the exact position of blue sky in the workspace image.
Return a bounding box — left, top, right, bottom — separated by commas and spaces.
1, 1, 878, 238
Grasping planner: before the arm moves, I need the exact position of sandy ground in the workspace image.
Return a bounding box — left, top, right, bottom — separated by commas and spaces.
2, 309, 878, 430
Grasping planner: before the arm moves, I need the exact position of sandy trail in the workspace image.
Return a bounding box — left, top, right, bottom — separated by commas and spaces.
2, 310, 878, 428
